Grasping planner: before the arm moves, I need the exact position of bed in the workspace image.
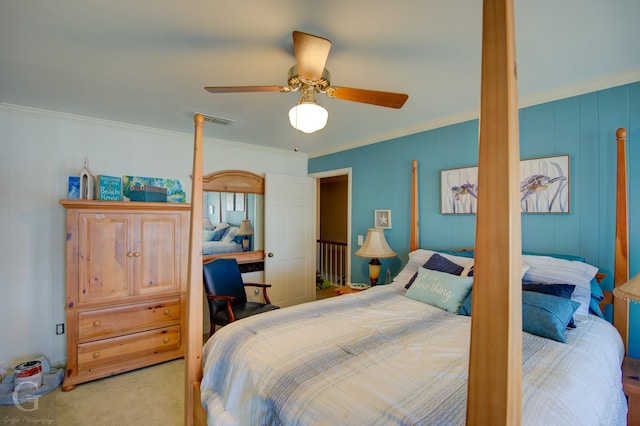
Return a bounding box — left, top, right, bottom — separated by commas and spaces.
189, 135, 630, 426
202, 223, 243, 256
199, 250, 626, 425
182, 1, 631, 424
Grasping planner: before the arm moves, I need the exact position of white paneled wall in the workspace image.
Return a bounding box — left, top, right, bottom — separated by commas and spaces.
0, 104, 307, 366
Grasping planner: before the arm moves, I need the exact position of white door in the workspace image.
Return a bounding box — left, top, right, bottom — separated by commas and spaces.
264, 173, 316, 307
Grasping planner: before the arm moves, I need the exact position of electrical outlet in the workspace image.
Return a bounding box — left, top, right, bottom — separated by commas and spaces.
358, 235, 364, 246
56, 324, 65, 335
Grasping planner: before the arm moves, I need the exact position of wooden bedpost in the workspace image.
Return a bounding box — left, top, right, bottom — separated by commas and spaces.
466, 0, 522, 424
410, 159, 419, 252
613, 127, 629, 353
185, 113, 204, 425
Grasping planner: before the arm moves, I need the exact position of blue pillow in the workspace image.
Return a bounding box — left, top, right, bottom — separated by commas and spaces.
522, 283, 575, 298
522, 283, 577, 328
458, 291, 473, 316
521, 291, 580, 343
444, 248, 605, 316
405, 268, 473, 313
210, 224, 230, 241
589, 278, 605, 318
457, 290, 580, 343
438, 249, 475, 259
405, 253, 465, 289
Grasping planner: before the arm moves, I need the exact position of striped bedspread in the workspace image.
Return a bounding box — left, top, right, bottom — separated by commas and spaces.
201, 283, 626, 425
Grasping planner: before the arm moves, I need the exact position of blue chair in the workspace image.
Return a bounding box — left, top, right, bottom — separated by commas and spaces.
203, 258, 279, 336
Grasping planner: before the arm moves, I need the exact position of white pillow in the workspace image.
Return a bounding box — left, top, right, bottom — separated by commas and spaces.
392, 250, 475, 288
221, 226, 239, 244
522, 254, 598, 322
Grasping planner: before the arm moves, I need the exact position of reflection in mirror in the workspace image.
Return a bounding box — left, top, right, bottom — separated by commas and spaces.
202, 192, 264, 256
201, 170, 265, 264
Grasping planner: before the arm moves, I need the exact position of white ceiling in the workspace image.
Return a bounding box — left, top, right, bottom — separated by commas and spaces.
1, 0, 639, 156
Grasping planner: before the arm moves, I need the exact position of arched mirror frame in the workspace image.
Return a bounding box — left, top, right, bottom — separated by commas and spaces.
202, 170, 264, 265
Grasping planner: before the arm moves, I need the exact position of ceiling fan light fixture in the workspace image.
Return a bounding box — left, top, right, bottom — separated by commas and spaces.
288, 102, 328, 134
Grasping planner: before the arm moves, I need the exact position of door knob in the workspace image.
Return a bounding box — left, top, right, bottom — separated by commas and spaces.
268, 252, 274, 257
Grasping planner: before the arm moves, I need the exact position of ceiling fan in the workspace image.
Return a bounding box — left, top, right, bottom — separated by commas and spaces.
204, 31, 409, 133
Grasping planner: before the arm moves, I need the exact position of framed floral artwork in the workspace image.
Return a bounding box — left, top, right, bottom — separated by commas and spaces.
440, 155, 570, 214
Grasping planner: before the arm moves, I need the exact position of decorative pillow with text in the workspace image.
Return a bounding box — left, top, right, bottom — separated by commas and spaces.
405, 268, 473, 313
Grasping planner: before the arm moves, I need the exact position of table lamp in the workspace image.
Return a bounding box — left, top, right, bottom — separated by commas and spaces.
613, 273, 640, 303
237, 219, 254, 252
355, 228, 396, 286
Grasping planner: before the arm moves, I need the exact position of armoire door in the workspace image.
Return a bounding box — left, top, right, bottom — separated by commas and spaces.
134, 213, 183, 295
78, 213, 132, 303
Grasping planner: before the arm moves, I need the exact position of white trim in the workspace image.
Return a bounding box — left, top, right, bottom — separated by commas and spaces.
0, 102, 304, 159
519, 68, 640, 109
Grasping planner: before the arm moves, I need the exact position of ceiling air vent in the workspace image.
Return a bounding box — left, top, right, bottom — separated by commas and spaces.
201, 114, 234, 126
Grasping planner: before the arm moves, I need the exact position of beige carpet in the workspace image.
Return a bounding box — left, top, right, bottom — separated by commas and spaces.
0, 359, 184, 425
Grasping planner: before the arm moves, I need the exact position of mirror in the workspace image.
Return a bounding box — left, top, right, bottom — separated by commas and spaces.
201, 170, 265, 264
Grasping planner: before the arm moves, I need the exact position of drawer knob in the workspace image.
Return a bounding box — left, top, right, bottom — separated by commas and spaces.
163, 309, 170, 316
92, 352, 100, 359
163, 337, 170, 344
93, 320, 101, 327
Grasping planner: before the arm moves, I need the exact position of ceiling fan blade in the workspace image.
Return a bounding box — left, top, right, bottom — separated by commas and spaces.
205, 85, 289, 93
292, 31, 331, 81
327, 87, 409, 109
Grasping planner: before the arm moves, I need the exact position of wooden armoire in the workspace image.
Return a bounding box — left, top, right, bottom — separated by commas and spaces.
59, 200, 189, 391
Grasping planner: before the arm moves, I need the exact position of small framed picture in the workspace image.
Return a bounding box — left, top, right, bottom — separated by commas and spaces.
68, 176, 80, 200
234, 193, 245, 211
226, 193, 235, 211
374, 210, 392, 229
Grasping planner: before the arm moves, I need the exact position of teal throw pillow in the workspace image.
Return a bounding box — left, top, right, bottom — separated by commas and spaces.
457, 290, 579, 343
521, 291, 580, 343
405, 268, 473, 313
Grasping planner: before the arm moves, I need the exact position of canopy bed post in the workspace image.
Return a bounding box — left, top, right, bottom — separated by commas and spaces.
185, 113, 204, 426
411, 159, 419, 252
614, 128, 629, 352
467, 0, 522, 424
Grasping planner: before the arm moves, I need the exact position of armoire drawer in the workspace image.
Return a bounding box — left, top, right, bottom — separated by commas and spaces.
78, 298, 181, 341
77, 325, 180, 372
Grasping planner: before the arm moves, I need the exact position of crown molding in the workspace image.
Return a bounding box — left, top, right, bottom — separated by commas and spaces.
0, 103, 305, 159
308, 69, 640, 158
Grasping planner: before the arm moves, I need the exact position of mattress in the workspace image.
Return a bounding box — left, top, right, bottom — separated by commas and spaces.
202, 240, 242, 256
200, 283, 626, 425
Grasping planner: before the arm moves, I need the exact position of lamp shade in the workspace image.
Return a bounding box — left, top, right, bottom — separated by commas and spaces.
288, 103, 328, 133
355, 228, 396, 259
237, 219, 254, 236
613, 272, 640, 303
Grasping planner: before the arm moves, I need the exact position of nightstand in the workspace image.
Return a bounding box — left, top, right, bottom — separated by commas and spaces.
623, 357, 640, 424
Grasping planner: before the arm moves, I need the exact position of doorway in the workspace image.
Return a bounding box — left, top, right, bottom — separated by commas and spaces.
310, 168, 351, 298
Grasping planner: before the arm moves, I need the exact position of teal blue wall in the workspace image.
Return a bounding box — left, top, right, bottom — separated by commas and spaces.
309, 81, 640, 357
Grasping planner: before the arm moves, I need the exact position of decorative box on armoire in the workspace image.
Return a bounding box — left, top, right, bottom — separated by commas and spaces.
59, 200, 190, 391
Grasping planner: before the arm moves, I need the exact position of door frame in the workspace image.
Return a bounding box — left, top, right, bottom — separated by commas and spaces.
309, 168, 352, 286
